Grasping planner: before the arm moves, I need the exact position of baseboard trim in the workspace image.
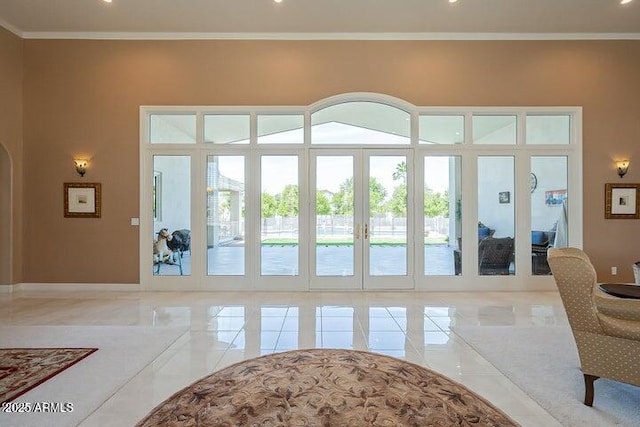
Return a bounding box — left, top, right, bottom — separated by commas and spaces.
12, 283, 142, 292
0, 284, 15, 293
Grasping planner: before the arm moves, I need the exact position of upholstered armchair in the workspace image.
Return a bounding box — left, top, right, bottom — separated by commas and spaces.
547, 247, 640, 406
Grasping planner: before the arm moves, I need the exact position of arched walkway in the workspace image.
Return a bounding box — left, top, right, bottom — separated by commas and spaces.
0, 143, 11, 285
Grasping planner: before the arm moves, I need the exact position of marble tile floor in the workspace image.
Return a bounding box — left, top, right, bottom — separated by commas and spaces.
0, 290, 569, 427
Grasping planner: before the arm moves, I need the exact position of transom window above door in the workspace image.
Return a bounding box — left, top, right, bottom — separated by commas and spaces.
311, 101, 411, 145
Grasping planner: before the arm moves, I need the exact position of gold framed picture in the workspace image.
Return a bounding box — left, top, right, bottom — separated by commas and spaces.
64, 182, 101, 218
605, 183, 639, 219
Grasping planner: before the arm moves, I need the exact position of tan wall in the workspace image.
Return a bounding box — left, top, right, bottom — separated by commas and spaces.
0, 27, 23, 285
22, 39, 640, 283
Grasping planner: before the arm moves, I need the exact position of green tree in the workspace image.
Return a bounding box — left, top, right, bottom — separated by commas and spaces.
368, 177, 387, 215
424, 187, 449, 217
331, 177, 387, 216
332, 178, 354, 215
261, 192, 277, 218
277, 184, 299, 217
388, 184, 407, 216
442, 190, 450, 218
316, 191, 332, 215
219, 192, 231, 220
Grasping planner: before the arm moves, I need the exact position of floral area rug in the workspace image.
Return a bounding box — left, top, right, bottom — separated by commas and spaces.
0, 348, 97, 403
137, 348, 518, 427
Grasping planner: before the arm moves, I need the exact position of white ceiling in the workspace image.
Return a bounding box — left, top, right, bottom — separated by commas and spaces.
0, 0, 639, 39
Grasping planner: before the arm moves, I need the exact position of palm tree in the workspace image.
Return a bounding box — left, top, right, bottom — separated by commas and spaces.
392, 160, 407, 185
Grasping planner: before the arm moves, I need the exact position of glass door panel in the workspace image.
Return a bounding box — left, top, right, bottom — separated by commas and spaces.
310, 150, 412, 290
315, 156, 355, 277
531, 156, 568, 275
477, 156, 515, 276
206, 155, 245, 276
368, 155, 408, 277
424, 156, 461, 276
152, 155, 191, 276
261, 155, 299, 276
310, 151, 362, 290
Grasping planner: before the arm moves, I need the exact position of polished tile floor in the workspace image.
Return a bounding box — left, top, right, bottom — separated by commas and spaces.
0, 290, 569, 426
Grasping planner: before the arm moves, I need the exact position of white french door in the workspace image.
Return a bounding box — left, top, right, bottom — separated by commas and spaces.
310, 149, 414, 290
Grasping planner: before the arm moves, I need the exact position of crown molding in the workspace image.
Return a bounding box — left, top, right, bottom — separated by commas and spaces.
17, 31, 640, 41
0, 19, 23, 38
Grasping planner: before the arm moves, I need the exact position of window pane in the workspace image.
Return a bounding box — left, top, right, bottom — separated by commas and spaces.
261, 156, 299, 275
419, 115, 464, 144
150, 114, 196, 144
207, 156, 245, 276
152, 155, 191, 276
311, 102, 410, 145
478, 156, 515, 276
526, 115, 571, 145
424, 156, 461, 276
531, 156, 568, 275
315, 156, 354, 277
369, 156, 407, 276
258, 115, 304, 144
204, 114, 250, 144
473, 115, 517, 145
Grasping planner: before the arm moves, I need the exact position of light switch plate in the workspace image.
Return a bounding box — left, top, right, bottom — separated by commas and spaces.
131, 217, 140, 226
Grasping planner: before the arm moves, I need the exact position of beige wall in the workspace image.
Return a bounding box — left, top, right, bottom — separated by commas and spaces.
0, 27, 23, 285
21, 39, 640, 283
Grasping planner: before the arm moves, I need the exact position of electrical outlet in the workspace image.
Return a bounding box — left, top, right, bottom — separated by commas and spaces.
611, 266, 617, 275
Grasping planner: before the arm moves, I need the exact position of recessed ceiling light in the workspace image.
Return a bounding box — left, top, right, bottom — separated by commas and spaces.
274, 0, 283, 3
449, 0, 458, 3
103, 0, 112, 3
621, 0, 633, 4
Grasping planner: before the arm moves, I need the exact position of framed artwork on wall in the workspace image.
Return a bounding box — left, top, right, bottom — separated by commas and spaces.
498, 191, 510, 204
64, 182, 101, 218
605, 183, 639, 219
545, 189, 567, 206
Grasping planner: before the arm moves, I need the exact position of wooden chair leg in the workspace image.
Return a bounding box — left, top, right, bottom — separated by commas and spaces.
583, 374, 599, 406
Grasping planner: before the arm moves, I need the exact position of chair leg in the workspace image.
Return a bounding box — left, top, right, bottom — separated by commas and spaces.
583, 374, 599, 406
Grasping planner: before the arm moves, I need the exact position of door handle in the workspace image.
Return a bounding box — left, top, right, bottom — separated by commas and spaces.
355, 223, 360, 240
364, 223, 369, 240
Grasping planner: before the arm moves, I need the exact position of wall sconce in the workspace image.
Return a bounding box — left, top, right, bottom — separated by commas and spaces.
73, 159, 89, 177
616, 160, 630, 178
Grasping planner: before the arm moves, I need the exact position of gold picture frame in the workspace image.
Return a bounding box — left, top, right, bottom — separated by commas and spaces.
605, 183, 639, 219
64, 182, 101, 218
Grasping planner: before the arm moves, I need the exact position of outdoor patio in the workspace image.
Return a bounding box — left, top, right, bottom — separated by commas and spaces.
154, 244, 455, 277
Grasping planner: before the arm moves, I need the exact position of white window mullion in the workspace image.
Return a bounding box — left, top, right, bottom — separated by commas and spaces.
514, 153, 531, 277
192, 149, 205, 290
248, 149, 260, 289
299, 152, 310, 288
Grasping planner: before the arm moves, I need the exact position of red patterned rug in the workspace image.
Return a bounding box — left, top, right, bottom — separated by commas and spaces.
137, 349, 519, 427
0, 348, 97, 403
